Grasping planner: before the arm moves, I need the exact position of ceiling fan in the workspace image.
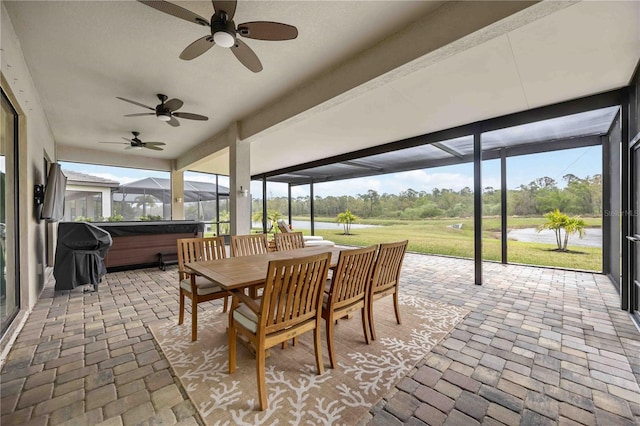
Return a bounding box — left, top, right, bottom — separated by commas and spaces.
99, 131, 166, 151
117, 94, 208, 127
138, 0, 298, 73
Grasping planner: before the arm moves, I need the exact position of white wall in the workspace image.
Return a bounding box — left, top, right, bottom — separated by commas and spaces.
1, 3, 56, 352
65, 184, 113, 219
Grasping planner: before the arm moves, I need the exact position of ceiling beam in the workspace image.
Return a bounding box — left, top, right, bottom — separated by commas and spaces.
341, 160, 384, 172
57, 145, 172, 171
431, 142, 464, 159
175, 124, 236, 172
240, 1, 575, 143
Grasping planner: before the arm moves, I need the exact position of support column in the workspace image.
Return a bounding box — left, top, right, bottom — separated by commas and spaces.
474, 132, 482, 285
215, 174, 220, 235
262, 178, 267, 232
621, 92, 630, 311
310, 182, 315, 236
288, 184, 292, 225
501, 148, 507, 264
101, 188, 112, 218
229, 123, 251, 236
171, 168, 184, 220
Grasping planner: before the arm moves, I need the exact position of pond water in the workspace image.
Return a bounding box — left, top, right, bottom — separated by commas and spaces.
254, 220, 377, 230
292, 220, 378, 230
507, 228, 602, 248
255, 221, 602, 248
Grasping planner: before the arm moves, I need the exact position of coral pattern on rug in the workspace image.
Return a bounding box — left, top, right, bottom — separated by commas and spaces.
150, 295, 468, 425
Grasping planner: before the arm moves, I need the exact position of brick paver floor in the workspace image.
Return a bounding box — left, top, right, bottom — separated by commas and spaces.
1, 252, 639, 425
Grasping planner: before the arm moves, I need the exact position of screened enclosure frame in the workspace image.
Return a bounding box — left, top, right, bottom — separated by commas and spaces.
253, 87, 632, 289
111, 177, 229, 223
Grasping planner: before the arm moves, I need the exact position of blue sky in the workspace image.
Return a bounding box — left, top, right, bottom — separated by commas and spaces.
60, 145, 601, 198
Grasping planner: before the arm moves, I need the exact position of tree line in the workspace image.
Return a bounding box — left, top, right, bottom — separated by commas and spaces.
255, 174, 602, 219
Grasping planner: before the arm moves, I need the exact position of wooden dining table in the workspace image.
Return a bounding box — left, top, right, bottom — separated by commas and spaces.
185, 245, 347, 294
185, 245, 349, 356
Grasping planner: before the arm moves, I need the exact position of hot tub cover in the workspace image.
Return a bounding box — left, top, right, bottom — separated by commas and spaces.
54, 222, 112, 290
95, 220, 204, 237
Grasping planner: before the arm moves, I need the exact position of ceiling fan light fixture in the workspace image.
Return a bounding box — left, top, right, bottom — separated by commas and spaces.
213, 30, 235, 48
157, 113, 172, 122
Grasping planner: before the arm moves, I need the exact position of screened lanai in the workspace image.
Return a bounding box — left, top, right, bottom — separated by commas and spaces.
252, 90, 627, 288
112, 177, 229, 221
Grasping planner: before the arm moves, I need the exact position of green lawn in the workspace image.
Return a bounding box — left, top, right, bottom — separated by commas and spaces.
297, 216, 602, 272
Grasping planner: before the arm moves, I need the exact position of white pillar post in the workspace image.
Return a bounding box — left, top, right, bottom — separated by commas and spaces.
171, 167, 185, 220
229, 123, 251, 235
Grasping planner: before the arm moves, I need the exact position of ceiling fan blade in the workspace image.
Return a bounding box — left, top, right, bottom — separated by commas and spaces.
143, 142, 166, 146
167, 117, 180, 127
124, 113, 156, 117
180, 36, 215, 60
122, 137, 136, 143
231, 39, 262, 73
212, 0, 237, 21
173, 112, 208, 121
138, 0, 209, 26
237, 21, 298, 41
99, 142, 129, 145
116, 97, 154, 110
143, 144, 164, 151
164, 98, 184, 112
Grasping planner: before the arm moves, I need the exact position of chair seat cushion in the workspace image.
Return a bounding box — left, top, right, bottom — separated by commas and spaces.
304, 240, 335, 247
180, 275, 225, 296
233, 302, 260, 333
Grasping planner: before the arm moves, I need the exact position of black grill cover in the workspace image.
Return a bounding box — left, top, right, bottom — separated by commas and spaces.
54, 222, 112, 290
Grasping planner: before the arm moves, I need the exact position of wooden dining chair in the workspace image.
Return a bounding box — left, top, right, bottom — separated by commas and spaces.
177, 236, 229, 341
368, 240, 408, 340
322, 245, 378, 368
274, 231, 305, 251
228, 252, 331, 411
230, 233, 270, 298
230, 233, 269, 257
276, 219, 291, 234
276, 219, 323, 239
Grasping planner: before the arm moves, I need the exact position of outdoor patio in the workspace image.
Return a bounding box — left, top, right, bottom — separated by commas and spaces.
1, 252, 639, 425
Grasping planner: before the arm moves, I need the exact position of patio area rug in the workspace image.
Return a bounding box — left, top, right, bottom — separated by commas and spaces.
149, 295, 468, 425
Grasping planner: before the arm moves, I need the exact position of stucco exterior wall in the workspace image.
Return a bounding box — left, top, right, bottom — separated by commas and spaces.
1, 3, 56, 351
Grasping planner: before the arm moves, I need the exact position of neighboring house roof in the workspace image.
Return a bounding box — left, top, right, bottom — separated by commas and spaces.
63, 169, 120, 188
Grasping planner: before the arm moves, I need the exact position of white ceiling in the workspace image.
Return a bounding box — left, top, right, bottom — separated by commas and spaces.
3, 0, 640, 177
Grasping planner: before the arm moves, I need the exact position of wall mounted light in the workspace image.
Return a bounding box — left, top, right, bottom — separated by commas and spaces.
239, 186, 249, 197
34, 184, 45, 205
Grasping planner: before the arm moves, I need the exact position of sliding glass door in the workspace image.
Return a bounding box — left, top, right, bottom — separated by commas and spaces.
0, 89, 19, 336
630, 134, 640, 324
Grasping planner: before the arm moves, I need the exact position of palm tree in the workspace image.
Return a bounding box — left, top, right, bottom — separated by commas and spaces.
562, 216, 586, 251
251, 210, 282, 233
217, 210, 230, 235
133, 194, 157, 217
336, 209, 358, 235
538, 209, 586, 251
